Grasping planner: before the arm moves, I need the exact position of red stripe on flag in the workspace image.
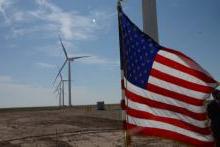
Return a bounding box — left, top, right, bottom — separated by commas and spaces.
147, 83, 204, 106
126, 123, 214, 147
150, 69, 213, 93
125, 106, 211, 135
125, 89, 207, 120
155, 54, 216, 83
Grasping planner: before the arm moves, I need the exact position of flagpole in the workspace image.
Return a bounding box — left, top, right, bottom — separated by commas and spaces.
117, 1, 131, 147
142, 0, 159, 42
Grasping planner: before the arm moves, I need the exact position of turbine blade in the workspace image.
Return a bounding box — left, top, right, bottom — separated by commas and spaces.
54, 80, 62, 93
60, 72, 63, 81
55, 65, 63, 81
69, 56, 91, 61
53, 59, 67, 85
57, 81, 62, 90
58, 35, 68, 59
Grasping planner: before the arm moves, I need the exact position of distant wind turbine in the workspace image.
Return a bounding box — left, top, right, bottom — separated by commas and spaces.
54, 35, 90, 107
59, 73, 66, 107
55, 72, 65, 106
54, 81, 62, 107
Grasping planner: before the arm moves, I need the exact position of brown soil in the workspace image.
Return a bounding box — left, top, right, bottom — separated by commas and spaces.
0, 106, 191, 147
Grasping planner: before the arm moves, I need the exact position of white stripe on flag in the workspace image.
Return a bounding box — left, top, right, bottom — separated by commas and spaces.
158, 50, 211, 76
127, 115, 214, 142
148, 76, 210, 99
126, 98, 208, 128
125, 78, 206, 113
152, 61, 215, 87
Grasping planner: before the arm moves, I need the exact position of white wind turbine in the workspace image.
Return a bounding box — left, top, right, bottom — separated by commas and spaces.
54, 80, 62, 107
54, 36, 90, 107
54, 72, 67, 107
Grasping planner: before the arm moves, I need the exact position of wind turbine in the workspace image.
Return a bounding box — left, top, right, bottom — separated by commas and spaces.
57, 72, 65, 106
54, 75, 69, 107
54, 81, 62, 107
54, 36, 90, 107
58, 72, 69, 106
54, 66, 68, 107
54, 70, 65, 107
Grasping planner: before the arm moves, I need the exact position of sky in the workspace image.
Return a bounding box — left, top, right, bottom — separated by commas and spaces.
0, 0, 219, 108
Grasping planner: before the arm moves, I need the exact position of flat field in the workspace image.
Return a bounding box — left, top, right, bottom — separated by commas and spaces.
0, 105, 190, 147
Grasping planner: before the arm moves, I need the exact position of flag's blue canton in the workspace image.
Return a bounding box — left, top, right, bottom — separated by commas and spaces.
119, 11, 160, 89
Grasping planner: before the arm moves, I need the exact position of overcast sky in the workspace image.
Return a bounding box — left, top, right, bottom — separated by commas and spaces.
0, 0, 219, 108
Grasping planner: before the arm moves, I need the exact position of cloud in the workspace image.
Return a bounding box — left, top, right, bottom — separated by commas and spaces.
0, 0, 13, 23
28, 40, 78, 58
79, 56, 119, 66
36, 62, 56, 68
0, 0, 7, 13
1, 0, 111, 41
0, 74, 120, 108
0, 82, 56, 108
66, 52, 119, 66
11, 23, 57, 37
0, 74, 56, 108
35, 0, 48, 5
0, 75, 13, 83
62, 84, 120, 105
33, 0, 100, 40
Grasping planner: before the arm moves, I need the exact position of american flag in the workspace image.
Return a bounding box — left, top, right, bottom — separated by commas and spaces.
118, 6, 218, 147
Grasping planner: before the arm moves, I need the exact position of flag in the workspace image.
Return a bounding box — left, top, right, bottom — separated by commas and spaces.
118, 5, 218, 147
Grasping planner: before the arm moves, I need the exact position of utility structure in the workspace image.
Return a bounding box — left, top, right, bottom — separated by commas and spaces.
142, 0, 159, 42
54, 36, 90, 107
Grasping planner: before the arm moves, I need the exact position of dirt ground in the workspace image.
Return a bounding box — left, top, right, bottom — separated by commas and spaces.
0, 105, 190, 147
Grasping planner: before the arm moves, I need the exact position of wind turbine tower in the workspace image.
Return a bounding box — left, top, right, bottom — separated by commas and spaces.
142, 0, 159, 42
